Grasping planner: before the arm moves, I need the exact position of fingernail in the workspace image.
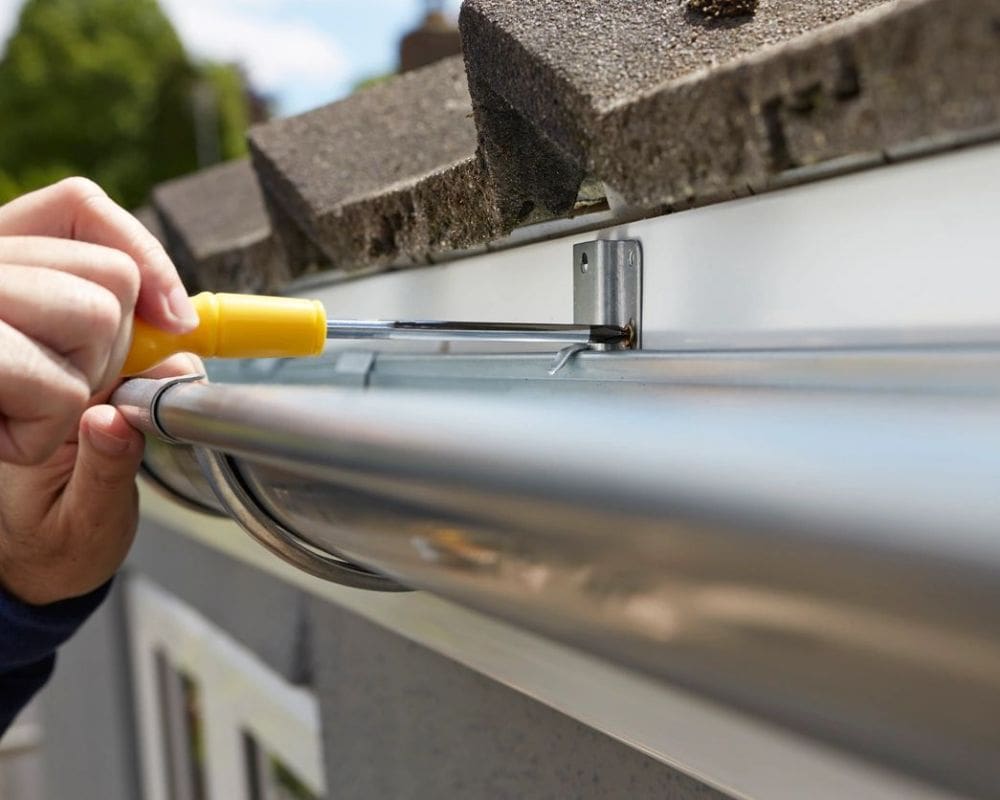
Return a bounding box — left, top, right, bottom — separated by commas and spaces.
167, 287, 200, 330
88, 417, 132, 456
181, 354, 203, 374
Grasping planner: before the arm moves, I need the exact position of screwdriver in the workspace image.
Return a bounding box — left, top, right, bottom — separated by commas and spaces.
121, 292, 631, 376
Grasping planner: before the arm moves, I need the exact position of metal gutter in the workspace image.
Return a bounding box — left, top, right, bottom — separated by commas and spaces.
120, 140, 1000, 798
115, 356, 1000, 799
139, 488, 955, 800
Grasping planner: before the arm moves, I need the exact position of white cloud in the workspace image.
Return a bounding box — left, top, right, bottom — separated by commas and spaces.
0, 0, 21, 50
159, 0, 349, 95
0, 0, 349, 100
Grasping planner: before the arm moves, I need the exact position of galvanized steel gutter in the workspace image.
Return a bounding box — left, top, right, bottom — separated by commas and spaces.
113, 353, 1000, 798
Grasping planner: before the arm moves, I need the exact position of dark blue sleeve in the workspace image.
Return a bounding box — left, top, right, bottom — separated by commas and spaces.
0, 581, 111, 735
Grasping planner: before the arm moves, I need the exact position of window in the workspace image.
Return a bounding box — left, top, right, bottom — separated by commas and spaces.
243, 732, 319, 800
154, 651, 208, 800
128, 577, 326, 800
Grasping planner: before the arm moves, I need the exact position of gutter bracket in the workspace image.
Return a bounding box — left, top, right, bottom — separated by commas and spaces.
548, 343, 592, 376
573, 239, 642, 351
332, 350, 377, 388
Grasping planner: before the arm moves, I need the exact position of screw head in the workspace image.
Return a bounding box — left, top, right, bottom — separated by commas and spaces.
580, 253, 589, 274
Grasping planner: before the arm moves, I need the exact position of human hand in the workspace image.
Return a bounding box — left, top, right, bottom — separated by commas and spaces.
0, 178, 200, 605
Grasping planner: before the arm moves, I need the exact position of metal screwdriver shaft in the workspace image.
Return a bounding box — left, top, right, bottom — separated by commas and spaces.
122, 292, 635, 377
324, 319, 631, 346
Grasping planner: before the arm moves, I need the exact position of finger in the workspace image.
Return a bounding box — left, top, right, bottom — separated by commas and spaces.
58, 404, 143, 590
0, 178, 198, 333
140, 353, 206, 380
0, 238, 140, 387
87, 356, 206, 425
76, 404, 144, 465
0, 265, 124, 390
0, 321, 90, 465
0, 236, 140, 312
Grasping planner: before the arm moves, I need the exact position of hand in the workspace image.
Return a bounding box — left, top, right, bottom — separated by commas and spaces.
0, 178, 200, 605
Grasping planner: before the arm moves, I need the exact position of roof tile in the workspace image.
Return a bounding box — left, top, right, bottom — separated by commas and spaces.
461, 0, 1000, 210
248, 55, 502, 274
152, 158, 285, 292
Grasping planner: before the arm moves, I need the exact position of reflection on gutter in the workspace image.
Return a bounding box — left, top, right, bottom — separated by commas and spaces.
411, 526, 502, 570
693, 584, 1000, 687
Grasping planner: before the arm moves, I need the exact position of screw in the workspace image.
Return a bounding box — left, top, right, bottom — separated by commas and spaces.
580, 252, 589, 274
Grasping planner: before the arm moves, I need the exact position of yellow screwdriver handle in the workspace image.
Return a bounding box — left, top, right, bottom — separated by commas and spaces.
121, 292, 327, 376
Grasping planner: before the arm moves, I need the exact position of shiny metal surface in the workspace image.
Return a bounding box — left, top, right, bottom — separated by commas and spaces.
114, 373, 205, 441
115, 377, 403, 590
140, 439, 223, 517
573, 240, 641, 349
547, 343, 591, 375
195, 447, 405, 591
324, 318, 628, 345
212, 347, 1000, 398
116, 374, 228, 515
120, 368, 1000, 798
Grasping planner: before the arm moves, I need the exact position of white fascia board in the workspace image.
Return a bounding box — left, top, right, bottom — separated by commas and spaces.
303, 141, 1000, 352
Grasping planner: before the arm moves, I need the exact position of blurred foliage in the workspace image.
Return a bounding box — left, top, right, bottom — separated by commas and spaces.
206, 63, 256, 160
0, 0, 252, 208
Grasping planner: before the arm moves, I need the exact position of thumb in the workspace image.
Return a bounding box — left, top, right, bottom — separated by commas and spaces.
0, 405, 145, 605
66, 404, 144, 530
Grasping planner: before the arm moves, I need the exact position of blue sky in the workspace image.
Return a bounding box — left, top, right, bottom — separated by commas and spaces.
0, 0, 463, 116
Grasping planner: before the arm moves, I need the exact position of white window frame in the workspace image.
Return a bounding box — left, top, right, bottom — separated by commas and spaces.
127, 575, 326, 800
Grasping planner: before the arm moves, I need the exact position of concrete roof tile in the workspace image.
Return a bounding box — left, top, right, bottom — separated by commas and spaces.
248, 55, 502, 274
152, 158, 285, 292
461, 0, 1000, 210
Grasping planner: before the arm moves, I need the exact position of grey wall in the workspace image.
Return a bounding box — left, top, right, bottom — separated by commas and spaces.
39, 521, 728, 800
309, 597, 728, 800
129, 519, 310, 683
41, 580, 141, 800
0, 702, 45, 800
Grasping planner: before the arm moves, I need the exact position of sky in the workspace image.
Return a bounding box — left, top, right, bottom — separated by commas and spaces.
0, 0, 462, 116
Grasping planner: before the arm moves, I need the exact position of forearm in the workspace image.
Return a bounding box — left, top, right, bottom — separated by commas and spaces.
0, 580, 111, 734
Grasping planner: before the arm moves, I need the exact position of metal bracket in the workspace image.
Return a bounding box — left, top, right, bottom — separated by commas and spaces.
332, 350, 377, 387
573, 240, 642, 350
548, 343, 591, 376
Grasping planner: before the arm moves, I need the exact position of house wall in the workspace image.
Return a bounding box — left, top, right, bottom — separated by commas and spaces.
0, 702, 45, 800
41, 581, 141, 800
38, 519, 727, 800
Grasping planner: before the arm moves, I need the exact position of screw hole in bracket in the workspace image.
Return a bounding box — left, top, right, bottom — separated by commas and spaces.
573, 240, 642, 350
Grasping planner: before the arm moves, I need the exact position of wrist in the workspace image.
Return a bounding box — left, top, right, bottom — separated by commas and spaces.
0, 578, 113, 669
0, 555, 104, 606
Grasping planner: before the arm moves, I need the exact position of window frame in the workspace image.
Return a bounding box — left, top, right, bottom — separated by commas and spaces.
127, 576, 326, 800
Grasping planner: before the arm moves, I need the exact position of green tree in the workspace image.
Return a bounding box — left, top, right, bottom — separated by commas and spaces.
0, 0, 251, 208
